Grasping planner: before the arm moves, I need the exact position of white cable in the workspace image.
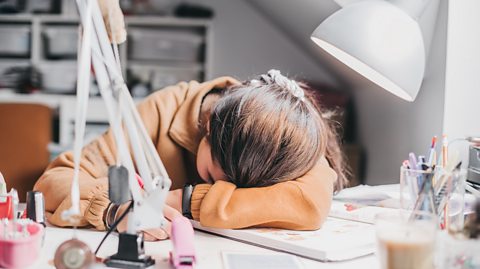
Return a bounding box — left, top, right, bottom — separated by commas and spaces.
119, 90, 155, 192
107, 5, 123, 166
64, 0, 93, 220
120, 84, 171, 188
90, 46, 170, 190
89, 39, 156, 192
87, 6, 143, 203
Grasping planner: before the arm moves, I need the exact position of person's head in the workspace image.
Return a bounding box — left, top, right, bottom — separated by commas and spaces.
196, 70, 349, 192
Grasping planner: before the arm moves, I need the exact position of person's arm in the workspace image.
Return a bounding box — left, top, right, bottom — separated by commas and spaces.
34, 134, 118, 229
34, 84, 186, 229
190, 158, 337, 230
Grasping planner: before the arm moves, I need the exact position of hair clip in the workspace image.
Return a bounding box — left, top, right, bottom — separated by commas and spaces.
249, 79, 262, 86
265, 69, 305, 101
289, 80, 305, 101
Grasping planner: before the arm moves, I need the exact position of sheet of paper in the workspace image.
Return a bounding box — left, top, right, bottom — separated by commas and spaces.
334, 184, 400, 205
222, 252, 303, 269
192, 217, 376, 262
329, 200, 399, 224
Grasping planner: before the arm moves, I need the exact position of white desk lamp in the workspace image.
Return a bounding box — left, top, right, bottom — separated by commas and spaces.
54, 0, 173, 268
311, 0, 437, 101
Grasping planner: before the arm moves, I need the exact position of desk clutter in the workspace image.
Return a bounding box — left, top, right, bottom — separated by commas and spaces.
1, 133, 480, 269
400, 135, 480, 231
0, 170, 198, 269
0, 173, 45, 268
392, 135, 480, 269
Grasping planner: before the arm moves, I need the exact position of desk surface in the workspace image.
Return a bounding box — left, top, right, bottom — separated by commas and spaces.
33, 226, 379, 269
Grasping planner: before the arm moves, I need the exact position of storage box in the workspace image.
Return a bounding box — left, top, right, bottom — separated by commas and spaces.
39, 62, 77, 93
128, 64, 203, 91
128, 28, 204, 62
0, 25, 31, 57
42, 26, 78, 59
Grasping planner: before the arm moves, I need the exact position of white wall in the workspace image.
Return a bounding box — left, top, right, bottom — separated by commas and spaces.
195, 0, 462, 185
443, 0, 480, 161
195, 0, 339, 85
351, 0, 448, 184
244, 0, 343, 80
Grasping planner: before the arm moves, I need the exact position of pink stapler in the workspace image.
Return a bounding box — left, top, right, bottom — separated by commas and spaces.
170, 217, 196, 269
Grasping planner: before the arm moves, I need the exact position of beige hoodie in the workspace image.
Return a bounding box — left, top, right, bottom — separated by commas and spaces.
34, 76, 337, 230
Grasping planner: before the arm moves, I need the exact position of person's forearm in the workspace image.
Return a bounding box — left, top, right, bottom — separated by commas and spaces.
189, 161, 336, 230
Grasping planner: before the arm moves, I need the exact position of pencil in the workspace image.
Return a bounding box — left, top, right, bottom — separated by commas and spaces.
441, 134, 448, 230
442, 135, 448, 168
428, 136, 437, 166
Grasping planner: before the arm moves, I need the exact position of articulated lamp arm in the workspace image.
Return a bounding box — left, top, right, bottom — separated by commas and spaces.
65, 0, 171, 233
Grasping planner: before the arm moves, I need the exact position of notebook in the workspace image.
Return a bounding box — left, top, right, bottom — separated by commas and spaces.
191, 217, 376, 262
329, 200, 399, 224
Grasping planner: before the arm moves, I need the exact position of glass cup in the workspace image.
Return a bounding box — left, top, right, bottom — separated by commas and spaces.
375, 211, 437, 269
400, 167, 436, 212
400, 166, 467, 232
436, 232, 480, 269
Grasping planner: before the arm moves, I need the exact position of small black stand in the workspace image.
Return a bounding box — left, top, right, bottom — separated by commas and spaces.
105, 232, 155, 269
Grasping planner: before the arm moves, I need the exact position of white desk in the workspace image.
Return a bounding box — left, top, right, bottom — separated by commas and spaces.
33, 226, 379, 269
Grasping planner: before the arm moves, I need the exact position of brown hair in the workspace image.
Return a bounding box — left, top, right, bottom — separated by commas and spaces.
207, 70, 349, 191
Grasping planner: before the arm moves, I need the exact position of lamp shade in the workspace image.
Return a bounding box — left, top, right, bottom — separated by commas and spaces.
311, 0, 425, 101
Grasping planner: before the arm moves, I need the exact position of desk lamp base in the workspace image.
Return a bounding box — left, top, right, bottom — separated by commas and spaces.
54, 238, 95, 269
104, 232, 155, 269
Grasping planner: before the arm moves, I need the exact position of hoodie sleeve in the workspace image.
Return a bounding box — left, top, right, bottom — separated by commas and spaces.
34, 83, 189, 230
190, 158, 337, 230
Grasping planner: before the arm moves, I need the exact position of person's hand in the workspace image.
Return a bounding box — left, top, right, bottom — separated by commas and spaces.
115, 202, 183, 241
97, 0, 126, 44
143, 205, 183, 241
166, 189, 183, 212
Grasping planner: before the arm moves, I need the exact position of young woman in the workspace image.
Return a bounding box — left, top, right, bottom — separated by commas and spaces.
34, 70, 348, 240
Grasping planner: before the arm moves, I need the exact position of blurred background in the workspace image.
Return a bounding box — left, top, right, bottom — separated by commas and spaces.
0, 0, 477, 200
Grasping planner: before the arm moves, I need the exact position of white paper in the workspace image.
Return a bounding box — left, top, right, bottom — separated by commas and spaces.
192, 217, 375, 262
222, 252, 303, 269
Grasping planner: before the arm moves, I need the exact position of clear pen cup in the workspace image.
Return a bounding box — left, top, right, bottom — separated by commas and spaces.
375, 210, 437, 269
400, 166, 467, 232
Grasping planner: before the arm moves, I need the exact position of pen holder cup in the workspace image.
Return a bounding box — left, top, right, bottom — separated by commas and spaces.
0, 220, 44, 268
436, 232, 480, 269
400, 167, 467, 231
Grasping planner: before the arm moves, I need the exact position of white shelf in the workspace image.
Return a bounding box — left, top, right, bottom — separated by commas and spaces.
0, 13, 211, 145
125, 16, 211, 27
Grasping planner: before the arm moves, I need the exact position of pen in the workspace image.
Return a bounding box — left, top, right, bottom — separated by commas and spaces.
402, 160, 410, 169
418, 155, 428, 170
408, 152, 422, 198
440, 135, 449, 230
11, 189, 18, 238
442, 134, 448, 168
409, 152, 418, 171
428, 136, 437, 166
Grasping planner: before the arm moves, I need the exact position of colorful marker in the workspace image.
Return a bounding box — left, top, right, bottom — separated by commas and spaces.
428, 136, 437, 166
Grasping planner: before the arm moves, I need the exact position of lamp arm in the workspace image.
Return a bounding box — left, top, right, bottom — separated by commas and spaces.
70, 0, 171, 233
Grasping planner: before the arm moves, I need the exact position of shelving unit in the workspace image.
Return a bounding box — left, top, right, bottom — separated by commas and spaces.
0, 13, 211, 147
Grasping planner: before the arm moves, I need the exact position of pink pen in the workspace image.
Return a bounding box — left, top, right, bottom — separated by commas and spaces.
170, 217, 196, 269
135, 173, 144, 189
